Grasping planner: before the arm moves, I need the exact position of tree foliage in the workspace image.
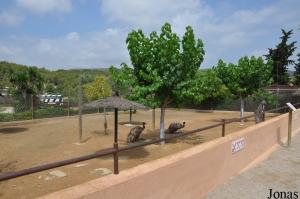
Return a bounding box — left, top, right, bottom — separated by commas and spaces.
214, 56, 273, 98
0, 61, 108, 103
265, 29, 297, 84
9, 67, 44, 111
196, 70, 229, 102
214, 56, 273, 120
108, 63, 135, 97
83, 75, 112, 102
177, 69, 228, 105
126, 23, 205, 108
125, 23, 205, 140
294, 54, 300, 87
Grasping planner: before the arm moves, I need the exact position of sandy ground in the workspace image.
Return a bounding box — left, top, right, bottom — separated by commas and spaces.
0, 109, 277, 198
204, 131, 300, 199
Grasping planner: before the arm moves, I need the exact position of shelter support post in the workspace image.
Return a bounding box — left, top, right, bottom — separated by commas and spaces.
129, 108, 132, 123
114, 108, 119, 174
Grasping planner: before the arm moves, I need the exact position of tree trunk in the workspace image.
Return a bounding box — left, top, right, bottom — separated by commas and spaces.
159, 106, 166, 144
240, 97, 245, 124
22, 90, 27, 109
104, 107, 108, 135
31, 94, 34, 120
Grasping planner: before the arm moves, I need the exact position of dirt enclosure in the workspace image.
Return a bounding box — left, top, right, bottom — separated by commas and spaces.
0, 109, 277, 198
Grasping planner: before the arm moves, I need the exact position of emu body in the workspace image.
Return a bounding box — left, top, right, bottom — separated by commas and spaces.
165, 122, 186, 134
127, 122, 146, 143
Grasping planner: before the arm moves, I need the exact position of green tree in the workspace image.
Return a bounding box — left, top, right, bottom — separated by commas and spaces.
9, 67, 43, 111
174, 69, 229, 106
126, 23, 205, 141
109, 63, 136, 97
83, 75, 112, 102
195, 70, 229, 105
294, 54, 300, 87
265, 29, 297, 84
214, 56, 273, 122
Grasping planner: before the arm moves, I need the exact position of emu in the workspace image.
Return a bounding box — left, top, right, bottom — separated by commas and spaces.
255, 100, 267, 123
127, 122, 146, 143
165, 122, 186, 134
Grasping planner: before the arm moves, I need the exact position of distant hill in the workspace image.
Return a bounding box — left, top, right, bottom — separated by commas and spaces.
0, 61, 110, 99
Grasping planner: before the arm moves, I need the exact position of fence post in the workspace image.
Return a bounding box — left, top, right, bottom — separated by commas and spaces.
78, 76, 83, 143
262, 111, 265, 122
222, 119, 226, 137
287, 109, 293, 147
67, 93, 70, 117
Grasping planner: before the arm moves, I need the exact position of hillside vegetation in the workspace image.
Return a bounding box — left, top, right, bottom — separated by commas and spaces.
0, 61, 109, 100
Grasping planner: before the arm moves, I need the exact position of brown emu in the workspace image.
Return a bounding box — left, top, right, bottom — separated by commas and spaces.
127, 122, 146, 143
165, 122, 186, 134
254, 100, 267, 123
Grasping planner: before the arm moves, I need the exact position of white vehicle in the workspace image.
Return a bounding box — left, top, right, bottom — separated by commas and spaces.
40, 94, 64, 106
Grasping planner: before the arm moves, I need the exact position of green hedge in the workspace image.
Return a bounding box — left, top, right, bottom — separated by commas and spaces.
1, 107, 70, 122
0, 107, 105, 122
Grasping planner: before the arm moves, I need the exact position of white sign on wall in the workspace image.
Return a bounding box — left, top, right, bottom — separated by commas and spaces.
231, 138, 245, 154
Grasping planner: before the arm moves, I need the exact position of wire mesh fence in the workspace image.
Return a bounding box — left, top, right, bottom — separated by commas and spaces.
1, 85, 300, 122
191, 89, 300, 113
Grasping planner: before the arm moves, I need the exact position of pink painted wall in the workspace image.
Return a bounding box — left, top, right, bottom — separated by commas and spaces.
41, 110, 300, 199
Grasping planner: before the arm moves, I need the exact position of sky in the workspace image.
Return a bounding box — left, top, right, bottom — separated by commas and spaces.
0, 0, 299, 70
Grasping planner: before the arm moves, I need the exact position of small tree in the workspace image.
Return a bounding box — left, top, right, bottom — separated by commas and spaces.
126, 23, 205, 142
193, 70, 229, 108
83, 75, 111, 134
83, 75, 112, 102
294, 54, 300, 87
108, 63, 135, 97
214, 56, 273, 122
9, 67, 43, 111
265, 29, 297, 85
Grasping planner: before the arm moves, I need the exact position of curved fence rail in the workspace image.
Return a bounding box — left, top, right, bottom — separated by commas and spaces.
1, 103, 299, 182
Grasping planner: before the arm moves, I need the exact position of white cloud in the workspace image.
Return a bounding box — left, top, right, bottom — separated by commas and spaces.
101, 0, 211, 32
0, 28, 129, 69
100, 0, 300, 68
0, 10, 23, 27
66, 32, 80, 42
1, 0, 300, 69
16, 0, 72, 14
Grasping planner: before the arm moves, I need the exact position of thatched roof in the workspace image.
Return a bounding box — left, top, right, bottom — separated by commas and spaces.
84, 96, 148, 110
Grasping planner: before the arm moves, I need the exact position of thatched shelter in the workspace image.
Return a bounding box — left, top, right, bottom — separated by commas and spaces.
84, 93, 148, 174
85, 95, 147, 110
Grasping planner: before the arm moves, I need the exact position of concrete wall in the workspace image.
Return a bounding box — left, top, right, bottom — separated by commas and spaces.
41, 110, 300, 199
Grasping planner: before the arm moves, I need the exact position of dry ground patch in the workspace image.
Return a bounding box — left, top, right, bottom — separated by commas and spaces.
0, 109, 277, 198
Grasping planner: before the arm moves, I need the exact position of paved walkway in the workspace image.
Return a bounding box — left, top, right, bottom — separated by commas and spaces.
205, 132, 300, 199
